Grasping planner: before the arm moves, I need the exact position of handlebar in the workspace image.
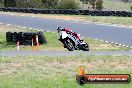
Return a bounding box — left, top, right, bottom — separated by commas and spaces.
57, 27, 64, 32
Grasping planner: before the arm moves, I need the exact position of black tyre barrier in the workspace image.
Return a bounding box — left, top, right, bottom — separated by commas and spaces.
0, 8, 3, 11
0, 7, 132, 17
6, 32, 13, 43
37, 31, 47, 44
6, 31, 47, 45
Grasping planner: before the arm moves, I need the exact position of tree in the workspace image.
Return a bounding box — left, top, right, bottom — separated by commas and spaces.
80, 0, 103, 10
0, 0, 4, 7
4, 0, 16, 7
80, 0, 98, 10
130, 6, 132, 10
57, 0, 80, 9
96, 0, 103, 10
15, 0, 44, 8
80, 0, 90, 4
88, 0, 97, 10
42, 0, 59, 9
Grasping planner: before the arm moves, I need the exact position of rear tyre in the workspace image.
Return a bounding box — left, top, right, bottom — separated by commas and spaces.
63, 39, 75, 51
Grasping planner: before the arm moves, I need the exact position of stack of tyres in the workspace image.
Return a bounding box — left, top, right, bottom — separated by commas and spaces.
125, 12, 132, 17
111, 11, 116, 16
54, 10, 59, 14
83, 10, 89, 15
74, 10, 80, 15
6, 32, 13, 43
23, 32, 31, 45
13, 32, 18, 42
59, 10, 65, 14
24, 32, 32, 45
6, 31, 47, 46
23, 32, 34, 45
0, 8, 3, 11
17, 32, 24, 45
37, 31, 47, 44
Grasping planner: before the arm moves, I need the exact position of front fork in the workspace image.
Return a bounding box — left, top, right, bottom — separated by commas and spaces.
59, 38, 77, 49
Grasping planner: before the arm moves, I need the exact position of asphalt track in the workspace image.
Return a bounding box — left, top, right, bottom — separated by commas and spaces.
0, 14, 132, 47
0, 13, 132, 56
0, 51, 132, 57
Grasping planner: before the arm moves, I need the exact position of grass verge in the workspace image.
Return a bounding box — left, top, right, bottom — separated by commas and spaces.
103, 0, 132, 11
0, 55, 132, 88
0, 12, 132, 26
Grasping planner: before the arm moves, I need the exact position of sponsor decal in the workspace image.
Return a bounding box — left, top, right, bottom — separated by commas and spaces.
76, 66, 131, 85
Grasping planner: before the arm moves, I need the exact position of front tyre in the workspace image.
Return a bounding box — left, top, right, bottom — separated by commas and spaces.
81, 43, 89, 51
63, 39, 75, 51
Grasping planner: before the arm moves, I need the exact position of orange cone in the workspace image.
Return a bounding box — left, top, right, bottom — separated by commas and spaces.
16, 41, 20, 51
78, 66, 85, 76
36, 34, 39, 50
32, 38, 34, 51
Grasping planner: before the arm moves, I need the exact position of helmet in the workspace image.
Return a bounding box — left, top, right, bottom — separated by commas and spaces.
57, 26, 64, 32
64, 28, 72, 33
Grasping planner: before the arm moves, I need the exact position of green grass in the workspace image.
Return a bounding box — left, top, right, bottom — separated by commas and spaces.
0, 55, 132, 88
76, 15, 132, 26
82, 0, 132, 11
103, 0, 132, 11
43, 14, 132, 26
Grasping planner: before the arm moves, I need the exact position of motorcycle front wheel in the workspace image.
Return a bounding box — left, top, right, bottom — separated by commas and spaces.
63, 39, 75, 51
81, 43, 89, 51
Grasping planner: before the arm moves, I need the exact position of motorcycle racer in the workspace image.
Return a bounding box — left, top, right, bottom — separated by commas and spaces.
57, 27, 89, 51
57, 27, 81, 40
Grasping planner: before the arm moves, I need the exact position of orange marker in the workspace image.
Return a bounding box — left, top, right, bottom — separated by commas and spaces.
17, 41, 20, 51
32, 38, 34, 51
36, 34, 39, 50
78, 66, 85, 76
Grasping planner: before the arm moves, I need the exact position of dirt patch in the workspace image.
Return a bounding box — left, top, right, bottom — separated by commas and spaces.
0, 12, 81, 21
0, 24, 27, 32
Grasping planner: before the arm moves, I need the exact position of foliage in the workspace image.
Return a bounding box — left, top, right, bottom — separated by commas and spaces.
57, 0, 81, 9
4, 0, 16, 7
15, 0, 44, 8
80, 0, 90, 4
96, 0, 103, 10
0, 0, 4, 7
80, 0, 103, 10
42, 0, 59, 9
131, 6, 132, 10
2, 0, 81, 9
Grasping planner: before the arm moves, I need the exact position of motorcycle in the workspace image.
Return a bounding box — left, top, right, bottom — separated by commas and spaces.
57, 27, 89, 51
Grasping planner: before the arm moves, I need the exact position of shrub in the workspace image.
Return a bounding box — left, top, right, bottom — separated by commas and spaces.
15, 0, 44, 8
96, 0, 103, 10
0, 0, 4, 7
57, 0, 81, 9
130, 6, 132, 11
42, 0, 59, 9
4, 0, 16, 7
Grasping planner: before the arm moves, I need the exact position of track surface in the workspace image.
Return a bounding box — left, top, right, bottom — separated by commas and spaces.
0, 51, 132, 57
0, 14, 132, 47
